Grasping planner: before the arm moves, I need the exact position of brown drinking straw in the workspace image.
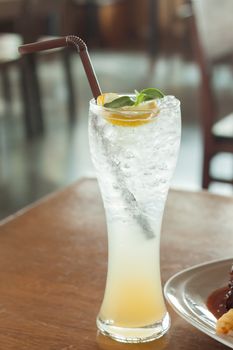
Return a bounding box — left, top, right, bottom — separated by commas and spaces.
18, 35, 102, 99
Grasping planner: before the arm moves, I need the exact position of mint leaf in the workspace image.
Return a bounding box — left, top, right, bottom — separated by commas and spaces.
140, 88, 164, 99
103, 88, 164, 109
134, 88, 164, 106
104, 96, 134, 108
134, 93, 147, 106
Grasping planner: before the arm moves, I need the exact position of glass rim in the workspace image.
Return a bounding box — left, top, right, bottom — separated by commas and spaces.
89, 95, 180, 118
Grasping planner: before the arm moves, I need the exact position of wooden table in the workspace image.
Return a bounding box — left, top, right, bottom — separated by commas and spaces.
0, 178, 233, 349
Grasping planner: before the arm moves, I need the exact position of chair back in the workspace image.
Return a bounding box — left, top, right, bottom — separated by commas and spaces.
189, 0, 233, 188
191, 0, 233, 62
190, 0, 233, 122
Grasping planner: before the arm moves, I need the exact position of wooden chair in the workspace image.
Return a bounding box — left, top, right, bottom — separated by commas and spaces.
0, 33, 34, 134
0, 0, 76, 137
189, 0, 233, 189
20, 0, 77, 134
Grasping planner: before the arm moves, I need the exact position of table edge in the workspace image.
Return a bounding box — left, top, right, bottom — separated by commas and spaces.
1, 177, 232, 226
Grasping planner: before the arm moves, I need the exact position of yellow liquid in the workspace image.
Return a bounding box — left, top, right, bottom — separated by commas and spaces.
99, 275, 166, 328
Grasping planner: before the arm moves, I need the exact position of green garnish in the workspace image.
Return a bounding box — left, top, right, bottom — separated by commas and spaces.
134, 92, 147, 106
103, 88, 164, 108
140, 88, 164, 99
104, 96, 134, 108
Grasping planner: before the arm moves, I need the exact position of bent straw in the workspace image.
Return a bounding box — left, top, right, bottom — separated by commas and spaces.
18, 35, 102, 99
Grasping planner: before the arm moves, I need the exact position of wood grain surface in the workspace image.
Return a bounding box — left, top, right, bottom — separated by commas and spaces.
0, 178, 233, 350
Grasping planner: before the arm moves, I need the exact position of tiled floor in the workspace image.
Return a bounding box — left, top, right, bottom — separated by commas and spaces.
0, 51, 232, 219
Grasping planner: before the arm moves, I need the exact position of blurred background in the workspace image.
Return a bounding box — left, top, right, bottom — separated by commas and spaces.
0, 0, 232, 220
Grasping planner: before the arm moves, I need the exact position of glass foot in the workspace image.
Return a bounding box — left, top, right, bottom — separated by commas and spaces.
96, 312, 170, 343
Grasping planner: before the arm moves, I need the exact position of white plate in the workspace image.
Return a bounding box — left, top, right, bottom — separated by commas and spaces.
164, 258, 233, 348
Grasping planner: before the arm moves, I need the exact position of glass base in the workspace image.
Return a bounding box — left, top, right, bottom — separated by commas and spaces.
96, 312, 170, 343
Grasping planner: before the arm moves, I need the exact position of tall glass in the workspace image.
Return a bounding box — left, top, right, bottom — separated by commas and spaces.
88, 95, 181, 343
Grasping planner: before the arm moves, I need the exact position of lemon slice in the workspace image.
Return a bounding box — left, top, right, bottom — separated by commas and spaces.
97, 94, 159, 127
97, 93, 119, 106
106, 99, 159, 127
105, 112, 154, 127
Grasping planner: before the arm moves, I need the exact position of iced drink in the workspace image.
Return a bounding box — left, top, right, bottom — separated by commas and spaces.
89, 91, 181, 343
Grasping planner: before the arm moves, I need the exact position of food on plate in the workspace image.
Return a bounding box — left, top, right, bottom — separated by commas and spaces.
216, 309, 233, 335
207, 264, 233, 335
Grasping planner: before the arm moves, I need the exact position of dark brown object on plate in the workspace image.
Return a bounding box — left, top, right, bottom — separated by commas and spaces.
207, 287, 229, 319
226, 265, 233, 310
207, 264, 233, 317
0, 179, 233, 349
